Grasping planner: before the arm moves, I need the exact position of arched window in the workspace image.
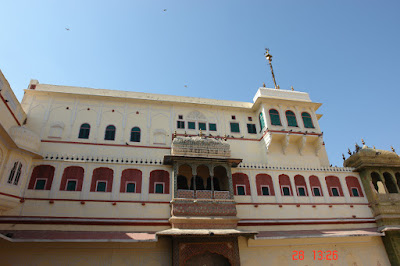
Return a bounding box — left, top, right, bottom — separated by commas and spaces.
104, 125, 116, 140
8, 161, 23, 185
371, 172, 386, 194
130, 127, 141, 142
294, 175, 308, 196
256, 174, 275, 196
396, 173, 400, 190
60, 166, 84, 191
279, 174, 293, 196
301, 112, 314, 128
269, 109, 281, 126
90, 167, 113, 192
232, 173, 251, 195
78, 123, 90, 139
325, 176, 344, 197
309, 175, 323, 196
149, 170, 170, 194
383, 172, 398, 193
285, 110, 298, 127
259, 112, 265, 130
120, 169, 142, 193
28, 165, 55, 190
345, 176, 364, 197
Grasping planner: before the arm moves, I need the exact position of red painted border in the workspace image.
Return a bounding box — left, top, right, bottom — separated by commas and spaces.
238, 220, 375, 226
0, 94, 21, 126
236, 202, 369, 206
41, 140, 171, 149
0, 191, 21, 199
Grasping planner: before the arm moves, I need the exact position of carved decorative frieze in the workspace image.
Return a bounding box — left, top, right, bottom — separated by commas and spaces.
172, 201, 237, 217
171, 136, 231, 158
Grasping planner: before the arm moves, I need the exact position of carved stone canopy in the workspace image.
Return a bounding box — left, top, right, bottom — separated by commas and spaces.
344, 147, 400, 170
171, 136, 231, 158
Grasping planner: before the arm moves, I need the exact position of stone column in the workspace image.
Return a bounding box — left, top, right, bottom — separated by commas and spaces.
49, 162, 64, 199
210, 164, 215, 199
226, 165, 234, 199
192, 164, 197, 199
112, 165, 122, 201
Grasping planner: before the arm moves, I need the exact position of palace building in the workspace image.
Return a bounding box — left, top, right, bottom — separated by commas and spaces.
0, 65, 397, 265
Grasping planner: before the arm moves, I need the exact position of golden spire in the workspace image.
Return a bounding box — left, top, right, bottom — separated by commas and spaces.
391, 146, 396, 153
264, 48, 278, 89
291, 86, 294, 91
263, 82, 266, 87
361, 139, 365, 145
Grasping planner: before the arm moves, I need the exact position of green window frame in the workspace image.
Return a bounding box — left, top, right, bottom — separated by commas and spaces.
155, 183, 164, 194
351, 188, 359, 197
297, 187, 306, 196
259, 112, 265, 130
104, 125, 116, 140
126, 183, 136, 193
261, 186, 270, 196
301, 112, 314, 128
236, 185, 246, 195
96, 181, 107, 192
313, 187, 321, 196
247, 124, 257, 134
230, 122, 240, 133
269, 109, 281, 126
331, 187, 339, 197
188, 122, 196, 130
35, 179, 46, 190
209, 123, 217, 131
177, 121, 185, 129
282, 186, 291, 196
130, 127, 141, 142
78, 123, 90, 139
285, 110, 298, 127
198, 122, 206, 131
66, 180, 77, 191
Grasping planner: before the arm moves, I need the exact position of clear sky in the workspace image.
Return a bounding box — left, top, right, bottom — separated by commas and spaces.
1, 0, 399, 167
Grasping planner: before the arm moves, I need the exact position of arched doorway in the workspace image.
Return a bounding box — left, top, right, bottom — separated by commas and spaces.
186, 251, 231, 266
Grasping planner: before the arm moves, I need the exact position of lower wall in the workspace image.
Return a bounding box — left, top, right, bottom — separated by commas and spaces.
0, 238, 172, 266
239, 236, 390, 266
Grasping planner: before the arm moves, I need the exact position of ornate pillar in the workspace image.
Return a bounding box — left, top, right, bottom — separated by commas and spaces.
173, 162, 179, 199
226, 165, 234, 199
192, 164, 197, 199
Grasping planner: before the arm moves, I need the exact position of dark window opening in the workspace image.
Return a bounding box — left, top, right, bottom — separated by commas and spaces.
126, 183, 136, 193
35, 179, 46, 190
130, 127, 141, 142
261, 186, 270, 195
231, 115, 236, 120
237, 186, 245, 195
78, 123, 90, 139
188, 122, 195, 129
230, 123, 240, 133
104, 125, 116, 140
286, 110, 298, 127
247, 124, 257, 134
282, 186, 291, 196
177, 175, 189, 190
177, 121, 185, 129
351, 188, 359, 197
209, 123, 217, 131
313, 187, 321, 196
178, 115, 183, 119
96, 181, 107, 192
302, 112, 314, 128
269, 109, 281, 126
66, 180, 77, 191
198, 122, 206, 130
155, 183, 164, 193
383, 172, 398, 193
298, 187, 306, 196
331, 187, 339, 196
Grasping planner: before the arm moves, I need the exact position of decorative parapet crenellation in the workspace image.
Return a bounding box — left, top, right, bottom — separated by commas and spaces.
9, 126, 41, 154
171, 136, 231, 158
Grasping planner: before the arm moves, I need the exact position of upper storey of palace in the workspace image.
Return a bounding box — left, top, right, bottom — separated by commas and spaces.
21, 80, 328, 167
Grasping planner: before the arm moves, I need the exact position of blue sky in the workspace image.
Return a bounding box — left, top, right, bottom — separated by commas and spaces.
1, 0, 399, 167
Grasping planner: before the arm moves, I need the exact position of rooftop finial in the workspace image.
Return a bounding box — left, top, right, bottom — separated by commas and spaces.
264, 48, 278, 90
173, 130, 177, 139
199, 129, 203, 137
262, 82, 266, 87
361, 139, 365, 145
348, 148, 352, 156
342, 154, 346, 161
291, 86, 294, 91
391, 146, 396, 153
373, 145, 376, 149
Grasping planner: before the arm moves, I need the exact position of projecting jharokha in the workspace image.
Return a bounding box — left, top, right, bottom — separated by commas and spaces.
0, 53, 398, 265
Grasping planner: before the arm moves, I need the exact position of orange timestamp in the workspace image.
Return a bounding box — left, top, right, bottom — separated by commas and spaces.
292, 250, 338, 261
